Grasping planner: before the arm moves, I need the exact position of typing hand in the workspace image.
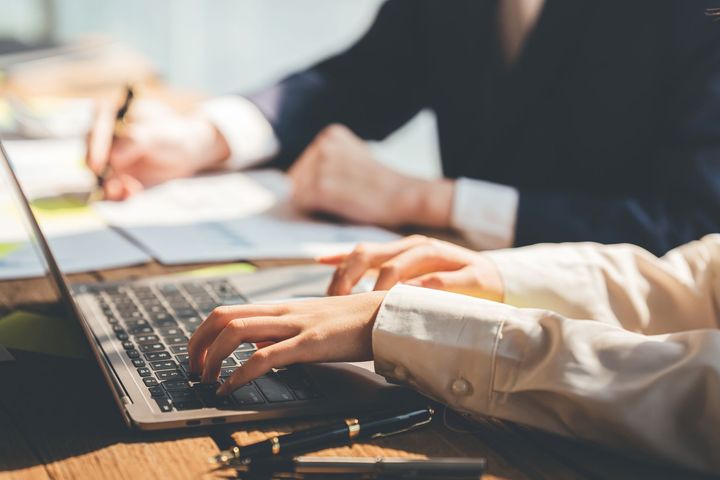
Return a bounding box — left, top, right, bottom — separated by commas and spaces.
187, 292, 385, 394
319, 235, 505, 300
85, 98, 230, 200
289, 124, 454, 228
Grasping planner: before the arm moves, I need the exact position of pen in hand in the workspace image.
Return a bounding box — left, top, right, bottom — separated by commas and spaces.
90, 84, 135, 201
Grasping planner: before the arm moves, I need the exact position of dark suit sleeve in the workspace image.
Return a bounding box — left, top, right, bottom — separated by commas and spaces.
514, 8, 720, 255
247, 0, 427, 169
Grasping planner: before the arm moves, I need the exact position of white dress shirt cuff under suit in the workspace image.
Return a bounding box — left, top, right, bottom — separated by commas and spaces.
201, 95, 279, 170
373, 235, 720, 474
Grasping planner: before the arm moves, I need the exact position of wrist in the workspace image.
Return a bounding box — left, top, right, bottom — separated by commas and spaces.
192, 113, 231, 172
401, 178, 454, 228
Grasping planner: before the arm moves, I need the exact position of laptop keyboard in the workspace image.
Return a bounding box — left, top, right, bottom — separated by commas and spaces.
84, 279, 322, 413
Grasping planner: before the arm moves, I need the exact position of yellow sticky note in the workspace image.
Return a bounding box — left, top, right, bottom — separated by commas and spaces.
30, 194, 92, 218
0, 242, 21, 259
0, 310, 89, 360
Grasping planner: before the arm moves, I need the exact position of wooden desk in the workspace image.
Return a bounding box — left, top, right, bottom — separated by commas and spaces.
0, 261, 716, 480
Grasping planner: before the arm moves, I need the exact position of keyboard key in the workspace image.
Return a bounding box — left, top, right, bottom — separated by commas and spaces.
221, 357, 236, 367
139, 343, 164, 353
150, 312, 174, 322
170, 345, 188, 354
126, 349, 140, 360
193, 382, 221, 393
162, 380, 190, 391
155, 398, 172, 413
129, 325, 154, 335
150, 360, 177, 371
235, 343, 256, 352
234, 350, 254, 361
168, 388, 196, 400
178, 315, 202, 326
137, 367, 151, 377
220, 367, 235, 378
112, 325, 125, 334
126, 319, 150, 329
156, 370, 185, 381
164, 336, 188, 345
231, 384, 265, 405
194, 383, 233, 408
145, 351, 171, 361
175, 353, 189, 363
174, 308, 198, 319
159, 327, 183, 337
254, 377, 294, 403
132, 359, 146, 368
153, 318, 178, 328
116, 332, 129, 341
148, 386, 166, 398
123, 311, 145, 321
121, 341, 134, 350
143, 377, 159, 387
173, 400, 203, 411
134, 334, 160, 344
292, 389, 322, 400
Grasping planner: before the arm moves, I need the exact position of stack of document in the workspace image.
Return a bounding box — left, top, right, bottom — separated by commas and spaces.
1, 138, 400, 278
1, 138, 151, 279
95, 170, 400, 264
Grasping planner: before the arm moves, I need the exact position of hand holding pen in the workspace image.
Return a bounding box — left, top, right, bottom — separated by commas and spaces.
84, 85, 231, 201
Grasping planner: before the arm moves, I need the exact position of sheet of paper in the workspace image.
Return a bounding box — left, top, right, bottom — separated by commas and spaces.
0, 194, 152, 279
3, 138, 95, 198
0, 139, 152, 279
95, 170, 401, 263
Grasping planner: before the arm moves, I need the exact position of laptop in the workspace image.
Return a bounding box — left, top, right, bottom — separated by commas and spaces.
0, 140, 417, 430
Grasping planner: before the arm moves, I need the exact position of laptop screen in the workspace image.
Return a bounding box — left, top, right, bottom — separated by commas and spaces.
0, 141, 65, 315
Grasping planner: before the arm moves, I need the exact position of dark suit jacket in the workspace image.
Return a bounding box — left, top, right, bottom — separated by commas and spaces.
248, 0, 720, 255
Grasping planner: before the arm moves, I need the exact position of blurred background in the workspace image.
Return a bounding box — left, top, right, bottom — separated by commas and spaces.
0, 0, 440, 178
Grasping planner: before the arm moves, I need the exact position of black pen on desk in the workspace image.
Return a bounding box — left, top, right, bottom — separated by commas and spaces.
90, 84, 134, 201
232, 456, 487, 479
211, 407, 434, 468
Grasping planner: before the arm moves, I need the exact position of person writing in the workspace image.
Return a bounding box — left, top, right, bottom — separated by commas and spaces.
88, 1, 720, 255
188, 234, 720, 474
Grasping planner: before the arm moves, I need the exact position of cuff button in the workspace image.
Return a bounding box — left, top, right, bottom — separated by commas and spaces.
451, 378, 472, 396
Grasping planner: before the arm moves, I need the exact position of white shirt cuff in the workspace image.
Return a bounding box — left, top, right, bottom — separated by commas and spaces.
372, 284, 506, 412
200, 96, 279, 170
451, 177, 519, 250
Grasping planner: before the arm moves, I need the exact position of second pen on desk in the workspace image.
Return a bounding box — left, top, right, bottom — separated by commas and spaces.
90, 84, 134, 201
212, 406, 434, 468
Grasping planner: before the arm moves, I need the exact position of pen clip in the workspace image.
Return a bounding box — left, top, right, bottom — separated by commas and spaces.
369, 410, 434, 440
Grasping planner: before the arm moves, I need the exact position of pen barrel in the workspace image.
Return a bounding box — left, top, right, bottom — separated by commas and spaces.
241, 423, 353, 461
239, 408, 433, 463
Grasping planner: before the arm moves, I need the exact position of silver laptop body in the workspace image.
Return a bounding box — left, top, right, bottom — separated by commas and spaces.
0, 140, 418, 431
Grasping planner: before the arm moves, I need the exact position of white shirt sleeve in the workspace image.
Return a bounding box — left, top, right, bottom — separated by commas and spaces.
373, 283, 720, 474
372, 236, 720, 474
200, 96, 280, 170
450, 177, 519, 250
